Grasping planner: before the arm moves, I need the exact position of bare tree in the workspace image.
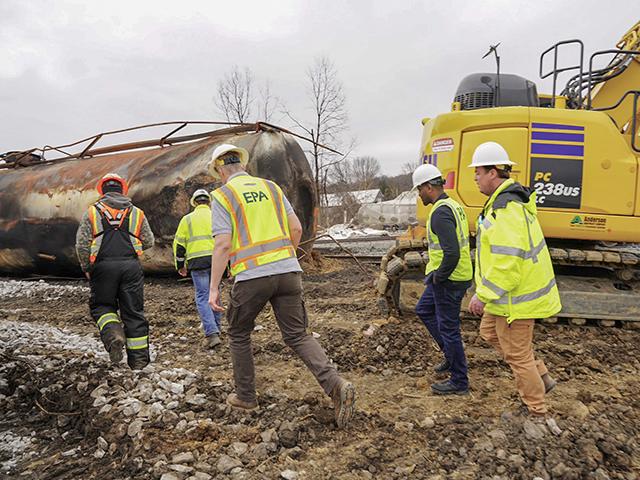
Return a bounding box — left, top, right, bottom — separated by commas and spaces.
215, 66, 278, 123
330, 155, 381, 191
351, 156, 381, 190
258, 80, 276, 123
284, 56, 349, 205
401, 158, 422, 176
215, 66, 254, 123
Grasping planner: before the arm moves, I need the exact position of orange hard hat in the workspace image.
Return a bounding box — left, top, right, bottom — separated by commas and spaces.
96, 173, 129, 196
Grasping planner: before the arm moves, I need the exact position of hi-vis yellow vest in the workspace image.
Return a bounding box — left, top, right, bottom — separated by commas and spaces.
475, 179, 561, 322
88, 202, 144, 264
173, 205, 214, 268
211, 174, 295, 276
425, 197, 472, 282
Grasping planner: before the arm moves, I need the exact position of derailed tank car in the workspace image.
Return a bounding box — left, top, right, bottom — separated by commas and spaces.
0, 122, 317, 275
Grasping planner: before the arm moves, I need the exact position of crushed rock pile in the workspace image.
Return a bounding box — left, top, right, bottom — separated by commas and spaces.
0, 279, 89, 302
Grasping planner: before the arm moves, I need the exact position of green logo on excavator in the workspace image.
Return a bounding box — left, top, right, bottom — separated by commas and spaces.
570, 215, 583, 225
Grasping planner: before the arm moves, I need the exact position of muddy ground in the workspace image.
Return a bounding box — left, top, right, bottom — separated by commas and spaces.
1, 257, 639, 480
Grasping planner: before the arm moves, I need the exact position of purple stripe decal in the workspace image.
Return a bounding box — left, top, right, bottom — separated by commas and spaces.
531, 122, 584, 131
531, 131, 584, 142
434, 153, 438, 167
531, 143, 584, 157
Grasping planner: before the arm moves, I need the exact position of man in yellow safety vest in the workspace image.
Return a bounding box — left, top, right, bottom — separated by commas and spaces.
207, 143, 356, 429
412, 163, 472, 395
467, 141, 560, 416
173, 189, 222, 349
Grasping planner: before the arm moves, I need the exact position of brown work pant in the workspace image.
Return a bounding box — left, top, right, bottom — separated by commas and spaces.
227, 272, 341, 403
479, 313, 548, 415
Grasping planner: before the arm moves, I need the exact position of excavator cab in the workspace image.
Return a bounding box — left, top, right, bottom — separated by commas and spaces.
378, 21, 640, 326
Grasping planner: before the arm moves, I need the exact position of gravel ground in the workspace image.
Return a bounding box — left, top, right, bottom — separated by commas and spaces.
0, 258, 639, 479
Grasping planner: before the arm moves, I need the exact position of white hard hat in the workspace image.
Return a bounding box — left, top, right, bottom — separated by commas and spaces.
190, 189, 211, 207
207, 143, 249, 180
411, 164, 444, 190
469, 141, 516, 168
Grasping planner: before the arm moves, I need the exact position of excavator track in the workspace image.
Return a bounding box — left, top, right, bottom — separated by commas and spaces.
377, 239, 640, 328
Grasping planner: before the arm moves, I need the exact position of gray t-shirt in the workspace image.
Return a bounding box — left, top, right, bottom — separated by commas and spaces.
211, 173, 302, 282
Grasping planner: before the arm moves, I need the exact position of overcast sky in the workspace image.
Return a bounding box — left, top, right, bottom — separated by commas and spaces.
0, 1, 636, 174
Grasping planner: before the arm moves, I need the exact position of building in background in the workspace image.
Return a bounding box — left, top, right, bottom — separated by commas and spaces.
321, 189, 384, 226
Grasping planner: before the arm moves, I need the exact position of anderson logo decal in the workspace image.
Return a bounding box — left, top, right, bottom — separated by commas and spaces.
569, 215, 607, 231
432, 138, 454, 152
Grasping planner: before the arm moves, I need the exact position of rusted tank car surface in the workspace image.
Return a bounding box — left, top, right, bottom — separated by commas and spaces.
0, 123, 317, 275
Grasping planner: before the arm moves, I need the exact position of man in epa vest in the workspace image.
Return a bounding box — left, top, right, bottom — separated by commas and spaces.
173, 189, 222, 349
75, 173, 155, 370
206, 144, 356, 429
412, 163, 472, 395
467, 142, 560, 416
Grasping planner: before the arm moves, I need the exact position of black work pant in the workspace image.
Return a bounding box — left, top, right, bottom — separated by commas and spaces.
89, 258, 149, 368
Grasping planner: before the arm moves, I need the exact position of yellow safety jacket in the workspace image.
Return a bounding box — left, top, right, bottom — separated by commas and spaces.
475, 178, 561, 322
211, 174, 295, 276
173, 205, 215, 269
425, 196, 473, 281
88, 202, 144, 264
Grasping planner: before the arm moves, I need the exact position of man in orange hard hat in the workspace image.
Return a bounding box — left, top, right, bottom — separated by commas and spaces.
75, 173, 155, 370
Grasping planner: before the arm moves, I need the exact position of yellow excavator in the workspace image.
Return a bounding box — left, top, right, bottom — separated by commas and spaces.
378, 21, 640, 327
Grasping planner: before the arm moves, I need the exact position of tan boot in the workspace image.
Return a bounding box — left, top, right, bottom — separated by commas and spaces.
226, 393, 258, 411
331, 379, 356, 429
542, 373, 557, 394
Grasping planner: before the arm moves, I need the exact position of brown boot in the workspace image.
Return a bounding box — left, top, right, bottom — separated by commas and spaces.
331, 379, 356, 429
542, 373, 557, 394
105, 326, 126, 365
226, 393, 258, 411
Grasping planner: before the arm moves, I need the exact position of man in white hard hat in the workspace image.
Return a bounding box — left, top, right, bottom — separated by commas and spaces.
173, 189, 222, 349
412, 163, 472, 395
206, 143, 356, 429
467, 141, 560, 416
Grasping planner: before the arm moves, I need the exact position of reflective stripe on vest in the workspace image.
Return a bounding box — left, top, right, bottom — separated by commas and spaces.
89, 203, 144, 264
173, 205, 215, 268
474, 179, 561, 322
212, 175, 295, 276
425, 197, 473, 282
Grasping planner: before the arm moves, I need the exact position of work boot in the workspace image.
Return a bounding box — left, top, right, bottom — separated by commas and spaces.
431, 380, 469, 396
331, 379, 356, 429
105, 327, 126, 365
206, 334, 221, 349
226, 393, 258, 411
433, 359, 450, 374
542, 373, 557, 394
127, 349, 150, 371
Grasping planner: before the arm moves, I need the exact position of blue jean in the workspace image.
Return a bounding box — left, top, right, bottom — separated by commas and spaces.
416, 282, 469, 389
191, 269, 222, 337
